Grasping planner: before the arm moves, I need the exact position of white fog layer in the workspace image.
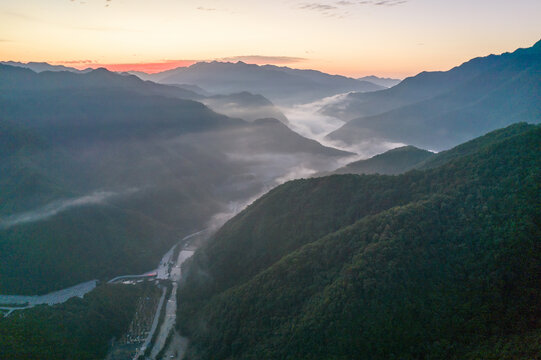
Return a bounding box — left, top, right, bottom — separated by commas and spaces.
0, 189, 138, 229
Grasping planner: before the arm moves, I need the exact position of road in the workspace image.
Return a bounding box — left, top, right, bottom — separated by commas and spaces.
132, 286, 167, 360
150, 249, 195, 359
131, 229, 206, 359
160, 331, 189, 360
2, 228, 205, 360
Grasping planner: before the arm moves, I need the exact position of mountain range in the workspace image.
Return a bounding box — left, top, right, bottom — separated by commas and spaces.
325, 40, 541, 150
0, 61, 90, 73
0, 60, 388, 106
1, 40, 540, 360
0, 64, 350, 294
177, 123, 541, 359
134, 61, 384, 105
0, 63, 290, 125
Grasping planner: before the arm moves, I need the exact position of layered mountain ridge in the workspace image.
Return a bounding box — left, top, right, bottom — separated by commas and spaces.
0, 64, 350, 294
177, 123, 541, 360
325, 40, 541, 150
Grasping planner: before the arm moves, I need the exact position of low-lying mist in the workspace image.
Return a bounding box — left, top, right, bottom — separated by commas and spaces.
279, 93, 406, 164
0, 189, 139, 229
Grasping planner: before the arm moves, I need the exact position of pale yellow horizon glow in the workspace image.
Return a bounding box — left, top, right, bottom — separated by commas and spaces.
0, 0, 539, 78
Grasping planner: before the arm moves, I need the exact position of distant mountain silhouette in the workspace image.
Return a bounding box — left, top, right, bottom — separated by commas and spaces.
126, 71, 211, 95
0, 61, 88, 73
358, 75, 401, 88
0, 65, 202, 99
140, 61, 384, 105
326, 40, 541, 150
325, 40, 541, 121
0, 64, 289, 124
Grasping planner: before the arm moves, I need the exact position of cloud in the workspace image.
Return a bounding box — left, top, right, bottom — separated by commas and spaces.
0, 189, 138, 229
56, 57, 306, 73
299, 3, 338, 11
69, 0, 111, 5
297, 2, 344, 17
296, 0, 408, 17
196, 6, 216, 11
55, 59, 197, 73
56, 59, 95, 64
219, 55, 307, 65
278, 92, 406, 159
359, 0, 408, 5
279, 93, 349, 143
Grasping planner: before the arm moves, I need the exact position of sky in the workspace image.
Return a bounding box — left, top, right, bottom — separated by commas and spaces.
0, 0, 539, 78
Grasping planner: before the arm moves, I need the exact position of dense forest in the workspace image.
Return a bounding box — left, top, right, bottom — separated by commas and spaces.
0, 283, 146, 360
177, 123, 541, 359
330, 145, 434, 175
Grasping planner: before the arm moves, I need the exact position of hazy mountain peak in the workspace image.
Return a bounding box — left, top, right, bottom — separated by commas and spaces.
357, 75, 401, 88
157, 61, 384, 105
89, 67, 110, 73
0, 60, 82, 73
325, 40, 541, 150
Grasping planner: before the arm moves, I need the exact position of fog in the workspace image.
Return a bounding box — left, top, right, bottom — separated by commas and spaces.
205, 150, 346, 232
202, 100, 288, 124
205, 192, 267, 233
280, 93, 406, 164
0, 189, 138, 229
280, 93, 349, 143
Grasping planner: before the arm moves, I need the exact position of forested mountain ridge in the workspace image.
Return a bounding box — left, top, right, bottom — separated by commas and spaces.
329, 122, 537, 176
0, 283, 148, 360
328, 145, 434, 175
177, 123, 541, 359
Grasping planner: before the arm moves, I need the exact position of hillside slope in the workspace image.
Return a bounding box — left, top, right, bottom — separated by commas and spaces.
327, 123, 536, 176
0, 284, 145, 360
329, 145, 434, 175
177, 124, 541, 360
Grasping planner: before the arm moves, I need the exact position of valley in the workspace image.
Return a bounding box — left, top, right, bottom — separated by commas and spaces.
0, 38, 539, 360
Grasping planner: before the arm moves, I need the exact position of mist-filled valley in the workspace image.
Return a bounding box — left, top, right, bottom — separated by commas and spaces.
0, 37, 540, 360
0, 64, 356, 295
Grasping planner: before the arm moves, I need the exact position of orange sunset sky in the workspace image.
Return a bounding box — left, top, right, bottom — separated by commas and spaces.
1, 0, 540, 78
